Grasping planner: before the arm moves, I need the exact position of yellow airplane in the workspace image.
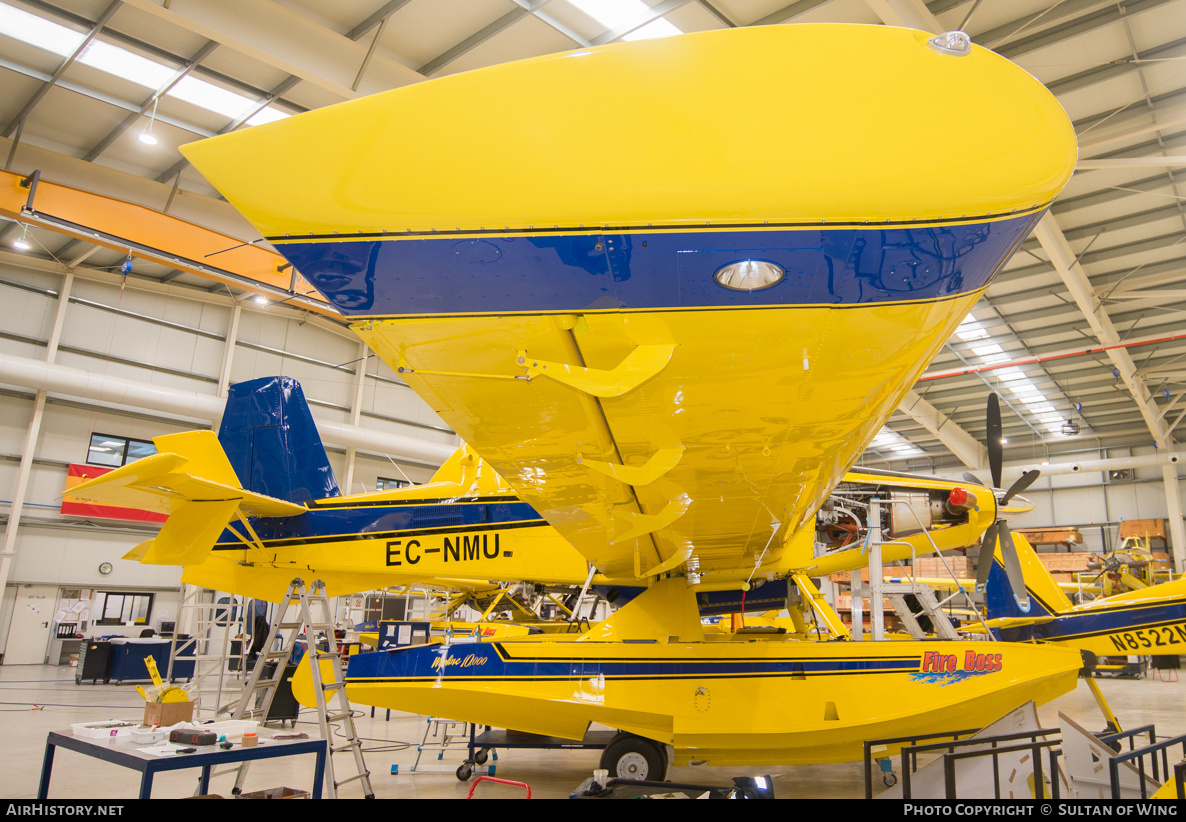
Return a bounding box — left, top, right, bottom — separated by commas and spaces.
176, 24, 1086, 778
977, 533, 1186, 658
68, 376, 595, 603
1081, 537, 1168, 597
70, 374, 1019, 616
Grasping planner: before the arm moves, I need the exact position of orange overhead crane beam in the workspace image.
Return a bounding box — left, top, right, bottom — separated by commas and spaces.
1, 169, 339, 318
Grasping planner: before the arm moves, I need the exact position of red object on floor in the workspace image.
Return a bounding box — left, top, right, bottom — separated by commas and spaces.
466, 776, 531, 799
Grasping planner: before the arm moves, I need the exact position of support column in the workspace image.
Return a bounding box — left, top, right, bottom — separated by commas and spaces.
869, 497, 885, 642
1162, 464, 1186, 573
849, 570, 863, 641
216, 304, 241, 399
342, 342, 368, 495
212, 304, 241, 431
0, 270, 74, 620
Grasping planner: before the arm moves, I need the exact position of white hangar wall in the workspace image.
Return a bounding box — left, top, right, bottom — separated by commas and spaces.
1017, 448, 1186, 555
0, 251, 457, 661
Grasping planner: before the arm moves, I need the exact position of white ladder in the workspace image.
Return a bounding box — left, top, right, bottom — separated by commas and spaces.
411, 718, 472, 772
168, 584, 250, 719
226, 579, 374, 799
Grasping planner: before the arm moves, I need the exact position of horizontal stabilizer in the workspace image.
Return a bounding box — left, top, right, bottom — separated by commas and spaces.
69, 431, 306, 518
71, 430, 306, 569
964, 615, 1057, 633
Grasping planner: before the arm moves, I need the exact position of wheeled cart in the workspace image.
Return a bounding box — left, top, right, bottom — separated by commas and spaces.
455, 726, 618, 781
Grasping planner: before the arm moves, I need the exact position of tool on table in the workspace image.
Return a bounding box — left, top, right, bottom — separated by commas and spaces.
169, 729, 217, 746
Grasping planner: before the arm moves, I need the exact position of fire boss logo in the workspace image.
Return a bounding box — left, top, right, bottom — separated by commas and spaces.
920, 650, 1003, 674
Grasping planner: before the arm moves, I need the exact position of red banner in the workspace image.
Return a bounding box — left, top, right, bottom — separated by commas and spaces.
61, 464, 167, 524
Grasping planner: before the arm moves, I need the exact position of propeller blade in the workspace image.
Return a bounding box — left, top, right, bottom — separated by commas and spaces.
987, 393, 1003, 489
975, 521, 1000, 592
963, 472, 986, 486
997, 521, 1031, 613
1000, 469, 1041, 505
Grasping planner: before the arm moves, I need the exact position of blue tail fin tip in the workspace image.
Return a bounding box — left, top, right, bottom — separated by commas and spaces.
218, 376, 340, 503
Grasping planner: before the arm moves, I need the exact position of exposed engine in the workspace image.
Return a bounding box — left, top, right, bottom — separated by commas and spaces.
816, 479, 977, 550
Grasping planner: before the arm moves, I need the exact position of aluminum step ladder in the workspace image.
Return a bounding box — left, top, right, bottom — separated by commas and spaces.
167, 584, 249, 719
883, 583, 962, 640
224, 579, 374, 799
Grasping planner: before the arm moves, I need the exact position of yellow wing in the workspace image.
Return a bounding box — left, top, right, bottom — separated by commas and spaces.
182, 25, 1075, 585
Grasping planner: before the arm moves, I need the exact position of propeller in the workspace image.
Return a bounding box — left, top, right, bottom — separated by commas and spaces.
987, 392, 1003, 488
972, 394, 1042, 613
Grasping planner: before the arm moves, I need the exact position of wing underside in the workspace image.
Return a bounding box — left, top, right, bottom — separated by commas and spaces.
356, 296, 980, 582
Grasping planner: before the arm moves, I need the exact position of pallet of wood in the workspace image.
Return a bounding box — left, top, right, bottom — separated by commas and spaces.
1035, 552, 1097, 573
914, 556, 974, 578
1119, 519, 1166, 540
1015, 526, 1083, 547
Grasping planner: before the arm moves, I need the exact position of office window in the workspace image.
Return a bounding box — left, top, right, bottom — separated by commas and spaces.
87, 433, 156, 467
95, 591, 154, 626
375, 477, 410, 491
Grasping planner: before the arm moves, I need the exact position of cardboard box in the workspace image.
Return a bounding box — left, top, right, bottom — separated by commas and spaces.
143, 700, 193, 727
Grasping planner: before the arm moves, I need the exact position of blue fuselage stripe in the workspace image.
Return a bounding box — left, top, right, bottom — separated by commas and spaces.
216, 500, 541, 548
275, 215, 1041, 317
345, 643, 921, 681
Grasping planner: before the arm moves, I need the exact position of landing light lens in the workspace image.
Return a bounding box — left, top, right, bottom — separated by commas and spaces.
713, 260, 785, 292
928, 31, 971, 56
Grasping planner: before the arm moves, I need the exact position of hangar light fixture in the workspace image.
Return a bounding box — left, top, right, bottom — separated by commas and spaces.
12, 224, 31, 251
139, 97, 160, 145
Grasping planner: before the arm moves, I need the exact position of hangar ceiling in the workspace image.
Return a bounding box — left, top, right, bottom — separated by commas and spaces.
2, 0, 1186, 472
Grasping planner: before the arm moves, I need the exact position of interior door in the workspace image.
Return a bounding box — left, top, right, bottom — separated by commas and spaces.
3, 585, 58, 664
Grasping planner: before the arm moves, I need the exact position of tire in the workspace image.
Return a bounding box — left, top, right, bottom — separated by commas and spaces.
456, 762, 474, 781
599, 732, 667, 781
474, 748, 489, 765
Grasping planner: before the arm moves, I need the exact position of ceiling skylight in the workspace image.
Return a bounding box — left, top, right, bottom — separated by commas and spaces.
622, 18, 682, 40
0, 1, 288, 129
0, 3, 82, 56
567, 0, 682, 39
995, 367, 1028, 382
170, 75, 257, 120
954, 316, 989, 342
77, 39, 174, 89
245, 107, 288, 127
869, 427, 921, 458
